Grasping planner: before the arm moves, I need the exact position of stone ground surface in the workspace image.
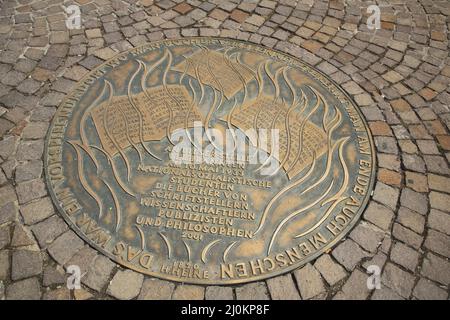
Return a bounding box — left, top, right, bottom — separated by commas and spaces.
0, 0, 449, 300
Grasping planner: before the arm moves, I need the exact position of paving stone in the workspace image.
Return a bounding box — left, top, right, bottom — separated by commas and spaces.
375, 137, 398, 154
369, 121, 393, 136
372, 183, 399, 211
400, 188, 428, 215
0, 136, 18, 160
40, 91, 64, 107
420, 245, 450, 285
314, 254, 347, 286
85, 28, 102, 39
383, 70, 404, 83
16, 140, 44, 161
173, 3, 193, 15
0, 227, 10, 250
381, 263, 415, 298
15, 161, 43, 183
428, 209, 450, 235
43, 288, 71, 300
402, 154, 426, 173
6, 278, 41, 300
428, 174, 450, 194
424, 230, 450, 257
11, 224, 35, 247
50, 31, 69, 44
417, 140, 440, 155
31, 215, 68, 248
390, 242, 420, 272
405, 171, 428, 193
332, 239, 370, 271
377, 168, 401, 187
235, 282, 270, 300
0, 119, 14, 136
11, 250, 43, 280
398, 140, 417, 154
172, 284, 205, 300
65, 246, 97, 276
363, 250, 388, 271
0, 250, 9, 280
48, 230, 84, 265
230, 9, 249, 23
188, 8, 207, 21
205, 286, 234, 300
363, 203, 394, 234
0, 0, 448, 301
349, 222, 385, 253
294, 263, 325, 300
138, 278, 175, 300
371, 286, 404, 300
0, 170, 7, 186
73, 289, 93, 300
0, 202, 18, 225
20, 197, 54, 225
43, 265, 66, 287
246, 14, 265, 27
266, 274, 300, 300
397, 206, 426, 234
17, 79, 41, 95
413, 278, 447, 300
16, 179, 47, 205
79, 56, 103, 70
429, 191, 450, 212
436, 135, 450, 151
63, 65, 89, 82
107, 270, 144, 300
392, 223, 423, 249
82, 255, 116, 291
333, 269, 370, 300
2, 161, 17, 181
2, 70, 27, 86
93, 47, 116, 60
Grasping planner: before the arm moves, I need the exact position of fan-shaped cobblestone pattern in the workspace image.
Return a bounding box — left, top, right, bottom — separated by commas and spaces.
0, 0, 449, 300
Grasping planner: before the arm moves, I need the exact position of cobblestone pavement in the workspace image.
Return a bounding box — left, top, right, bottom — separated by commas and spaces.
0, 0, 449, 300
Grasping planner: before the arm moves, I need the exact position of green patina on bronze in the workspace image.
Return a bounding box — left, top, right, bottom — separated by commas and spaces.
44, 38, 376, 285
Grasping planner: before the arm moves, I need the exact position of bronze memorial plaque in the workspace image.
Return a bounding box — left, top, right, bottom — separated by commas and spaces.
45, 38, 376, 285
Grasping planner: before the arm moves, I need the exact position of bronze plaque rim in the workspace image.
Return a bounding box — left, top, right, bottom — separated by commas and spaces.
44, 37, 377, 285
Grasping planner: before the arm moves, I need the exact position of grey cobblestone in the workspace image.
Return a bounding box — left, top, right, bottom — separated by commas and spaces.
48, 231, 84, 265
138, 278, 175, 300
6, 277, 41, 300
381, 263, 415, 298
235, 282, 270, 300
11, 250, 43, 280
333, 269, 370, 300
372, 182, 399, 211
413, 278, 448, 300
0, 0, 448, 301
294, 263, 326, 300
16, 179, 47, 204
172, 284, 205, 300
314, 254, 347, 286
107, 270, 144, 300
332, 239, 370, 271
390, 242, 420, 272
82, 255, 116, 291
266, 274, 301, 300
205, 286, 233, 300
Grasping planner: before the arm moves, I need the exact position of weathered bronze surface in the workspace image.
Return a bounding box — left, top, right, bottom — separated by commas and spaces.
45, 38, 376, 285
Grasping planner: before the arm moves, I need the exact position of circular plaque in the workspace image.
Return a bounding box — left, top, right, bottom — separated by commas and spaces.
45, 38, 376, 285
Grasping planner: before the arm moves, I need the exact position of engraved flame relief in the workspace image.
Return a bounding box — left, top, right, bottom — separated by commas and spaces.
45, 38, 375, 285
